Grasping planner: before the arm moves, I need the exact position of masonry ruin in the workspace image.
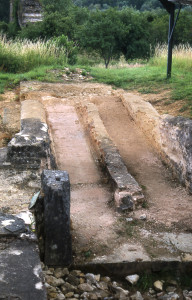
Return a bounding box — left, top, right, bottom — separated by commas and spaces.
10, 0, 42, 27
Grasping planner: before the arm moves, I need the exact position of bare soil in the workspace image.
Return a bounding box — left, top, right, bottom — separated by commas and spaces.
0, 90, 20, 147
90, 94, 192, 229
0, 79, 192, 262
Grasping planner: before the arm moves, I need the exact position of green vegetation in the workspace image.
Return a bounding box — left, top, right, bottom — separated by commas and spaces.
91, 67, 192, 116
0, 38, 191, 117
0, 34, 77, 73
0, 65, 63, 94
0, 0, 191, 117
73, 0, 163, 10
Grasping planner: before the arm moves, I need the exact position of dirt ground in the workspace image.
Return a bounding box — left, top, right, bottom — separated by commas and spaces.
0, 78, 192, 262
0, 89, 20, 147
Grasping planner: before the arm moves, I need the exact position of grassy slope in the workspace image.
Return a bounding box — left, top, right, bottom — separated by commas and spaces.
0, 62, 191, 117
90, 64, 192, 117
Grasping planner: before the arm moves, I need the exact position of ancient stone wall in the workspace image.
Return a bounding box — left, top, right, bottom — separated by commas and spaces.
120, 93, 192, 194
10, 0, 42, 27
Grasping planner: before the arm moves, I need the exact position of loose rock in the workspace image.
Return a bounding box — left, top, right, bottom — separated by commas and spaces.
78, 283, 94, 292
131, 291, 143, 300
126, 274, 140, 285
154, 280, 164, 292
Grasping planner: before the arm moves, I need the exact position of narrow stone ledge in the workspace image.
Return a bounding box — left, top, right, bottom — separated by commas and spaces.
76, 102, 144, 211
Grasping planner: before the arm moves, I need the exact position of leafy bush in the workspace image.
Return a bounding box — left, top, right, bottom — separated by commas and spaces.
52, 35, 78, 65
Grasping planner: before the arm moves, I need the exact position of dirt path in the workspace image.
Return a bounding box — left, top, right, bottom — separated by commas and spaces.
44, 99, 121, 263
90, 94, 192, 229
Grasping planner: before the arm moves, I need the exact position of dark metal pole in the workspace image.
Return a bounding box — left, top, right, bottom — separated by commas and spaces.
167, 3, 175, 78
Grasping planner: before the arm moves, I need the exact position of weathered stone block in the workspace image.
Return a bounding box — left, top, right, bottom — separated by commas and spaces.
0, 213, 26, 237
0, 213, 47, 300
161, 116, 192, 193
41, 170, 72, 266
7, 118, 56, 170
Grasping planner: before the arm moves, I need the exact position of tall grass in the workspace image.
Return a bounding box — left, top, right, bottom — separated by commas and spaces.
0, 35, 67, 73
150, 43, 192, 71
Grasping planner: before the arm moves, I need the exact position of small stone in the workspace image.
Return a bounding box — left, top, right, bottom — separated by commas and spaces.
65, 292, 74, 298
130, 291, 143, 300
101, 276, 111, 283
149, 288, 156, 295
139, 214, 147, 220
125, 274, 140, 285
46, 269, 54, 275
158, 292, 179, 300
89, 294, 98, 300
113, 283, 129, 299
57, 293, 66, 300
49, 268, 55, 273
81, 292, 89, 299
74, 294, 80, 298
97, 281, 108, 290
183, 290, 192, 300
157, 292, 164, 297
181, 253, 192, 262
48, 292, 57, 298
54, 267, 65, 278
46, 275, 65, 287
71, 270, 82, 276
67, 274, 80, 286
154, 280, 164, 292
61, 282, 76, 293
80, 277, 85, 284
85, 273, 96, 284
62, 268, 70, 276
112, 281, 118, 289
96, 290, 110, 298
61, 286, 67, 294
126, 218, 134, 222
95, 274, 100, 282
166, 286, 176, 293
78, 283, 94, 292
45, 283, 57, 292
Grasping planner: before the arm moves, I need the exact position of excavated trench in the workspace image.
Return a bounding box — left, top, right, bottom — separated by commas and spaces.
1, 80, 192, 299
18, 81, 192, 270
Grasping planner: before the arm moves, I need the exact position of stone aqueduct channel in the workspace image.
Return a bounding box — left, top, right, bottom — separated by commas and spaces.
11, 81, 192, 264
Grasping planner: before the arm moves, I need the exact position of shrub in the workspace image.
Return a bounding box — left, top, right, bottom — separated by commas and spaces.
53, 35, 78, 65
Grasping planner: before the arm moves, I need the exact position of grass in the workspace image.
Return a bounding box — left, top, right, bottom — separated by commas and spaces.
0, 34, 68, 73
0, 40, 191, 117
0, 65, 65, 94
90, 44, 192, 117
